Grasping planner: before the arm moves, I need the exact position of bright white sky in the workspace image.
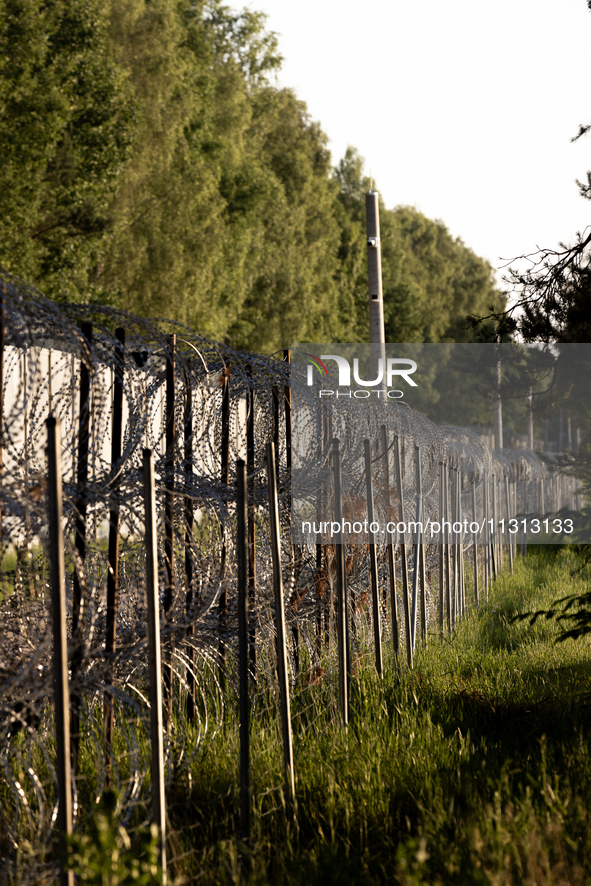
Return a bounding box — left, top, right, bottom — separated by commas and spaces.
257, 0, 591, 291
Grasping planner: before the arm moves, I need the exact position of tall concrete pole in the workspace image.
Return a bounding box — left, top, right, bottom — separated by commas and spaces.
366, 189, 386, 381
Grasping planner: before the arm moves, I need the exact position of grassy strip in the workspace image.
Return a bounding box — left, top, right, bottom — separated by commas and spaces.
162, 547, 591, 885
13, 546, 587, 883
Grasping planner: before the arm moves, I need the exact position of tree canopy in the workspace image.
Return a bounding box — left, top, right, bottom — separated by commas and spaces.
0, 0, 505, 351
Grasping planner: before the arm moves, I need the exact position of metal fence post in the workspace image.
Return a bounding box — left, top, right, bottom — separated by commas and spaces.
444, 462, 451, 632
105, 328, 125, 758
491, 474, 498, 580
184, 361, 196, 721
143, 449, 167, 882
47, 417, 74, 886
417, 449, 427, 642
380, 425, 400, 665
393, 436, 413, 669
505, 474, 514, 575
331, 437, 350, 724
438, 462, 445, 632
236, 459, 250, 842
163, 335, 176, 726
484, 476, 491, 599
472, 480, 479, 608
72, 321, 92, 775
246, 366, 257, 681
266, 441, 296, 812
219, 368, 230, 684
364, 439, 382, 676
411, 445, 426, 647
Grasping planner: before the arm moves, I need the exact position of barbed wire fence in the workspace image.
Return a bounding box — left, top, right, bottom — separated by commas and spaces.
0, 271, 577, 884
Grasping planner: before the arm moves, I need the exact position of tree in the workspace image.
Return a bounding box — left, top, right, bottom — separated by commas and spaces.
82, 0, 349, 350
0, 0, 506, 352
384, 206, 505, 343
495, 0, 591, 639
0, 0, 138, 299
223, 87, 350, 350
475, 96, 591, 346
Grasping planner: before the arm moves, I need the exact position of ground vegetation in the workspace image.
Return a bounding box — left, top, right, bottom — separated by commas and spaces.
56, 547, 591, 884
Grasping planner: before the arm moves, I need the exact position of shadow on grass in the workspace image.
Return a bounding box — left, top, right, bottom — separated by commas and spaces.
424, 660, 591, 752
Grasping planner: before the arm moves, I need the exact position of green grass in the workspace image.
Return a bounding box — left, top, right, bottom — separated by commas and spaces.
150, 546, 591, 884
9, 545, 591, 885
0, 546, 48, 601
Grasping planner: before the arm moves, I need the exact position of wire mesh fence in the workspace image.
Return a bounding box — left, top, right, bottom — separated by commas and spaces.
0, 271, 578, 883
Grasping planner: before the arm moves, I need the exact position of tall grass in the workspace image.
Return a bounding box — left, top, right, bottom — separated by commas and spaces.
27, 546, 591, 884
149, 546, 590, 884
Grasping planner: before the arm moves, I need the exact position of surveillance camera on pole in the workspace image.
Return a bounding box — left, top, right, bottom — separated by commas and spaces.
366, 188, 386, 385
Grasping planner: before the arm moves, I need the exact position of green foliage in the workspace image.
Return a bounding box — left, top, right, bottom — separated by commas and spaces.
1, 0, 505, 350
74, 0, 349, 350
512, 544, 591, 642
159, 547, 591, 884
155, 549, 591, 883
0, 0, 138, 299
385, 205, 504, 343
478, 4, 591, 348
6, 548, 591, 883
66, 791, 162, 885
